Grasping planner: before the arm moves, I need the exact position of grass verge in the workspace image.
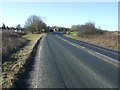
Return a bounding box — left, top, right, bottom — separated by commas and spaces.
65, 34, 119, 50
2, 34, 43, 88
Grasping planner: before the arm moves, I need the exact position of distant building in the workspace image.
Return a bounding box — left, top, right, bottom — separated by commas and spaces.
53, 27, 70, 32
48, 26, 70, 33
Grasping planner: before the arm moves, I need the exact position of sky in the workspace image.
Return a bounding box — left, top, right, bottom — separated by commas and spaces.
0, 2, 118, 31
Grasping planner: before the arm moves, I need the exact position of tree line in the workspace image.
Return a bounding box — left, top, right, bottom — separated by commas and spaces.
1, 15, 105, 35
1, 23, 23, 31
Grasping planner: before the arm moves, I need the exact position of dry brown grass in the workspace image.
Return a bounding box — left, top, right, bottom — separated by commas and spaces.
2, 31, 27, 62
65, 33, 119, 50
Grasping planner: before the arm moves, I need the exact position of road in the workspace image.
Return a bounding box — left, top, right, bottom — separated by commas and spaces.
28, 34, 119, 88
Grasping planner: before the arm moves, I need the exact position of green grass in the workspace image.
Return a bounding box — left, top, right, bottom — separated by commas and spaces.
69, 32, 78, 34
2, 33, 43, 88
22, 34, 42, 40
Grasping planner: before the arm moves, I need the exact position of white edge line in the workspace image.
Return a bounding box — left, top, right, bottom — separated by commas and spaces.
56, 35, 119, 68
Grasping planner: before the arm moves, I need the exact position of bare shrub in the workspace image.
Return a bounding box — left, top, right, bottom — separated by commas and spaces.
2, 31, 27, 62
70, 22, 105, 37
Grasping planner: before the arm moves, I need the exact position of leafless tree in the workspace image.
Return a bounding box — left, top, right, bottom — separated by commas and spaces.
24, 15, 46, 33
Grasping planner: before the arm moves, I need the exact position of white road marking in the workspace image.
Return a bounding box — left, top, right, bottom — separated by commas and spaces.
56, 35, 119, 67
35, 35, 45, 88
83, 42, 119, 55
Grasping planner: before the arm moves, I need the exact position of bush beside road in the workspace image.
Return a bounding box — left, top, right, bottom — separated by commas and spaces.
2, 31, 27, 62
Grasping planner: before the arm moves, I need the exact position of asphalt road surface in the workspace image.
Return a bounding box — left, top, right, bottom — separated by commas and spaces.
28, 34, 119, 88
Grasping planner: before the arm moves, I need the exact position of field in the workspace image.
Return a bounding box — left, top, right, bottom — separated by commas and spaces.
65, 32, 119, 50
2, 32, 43, 88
